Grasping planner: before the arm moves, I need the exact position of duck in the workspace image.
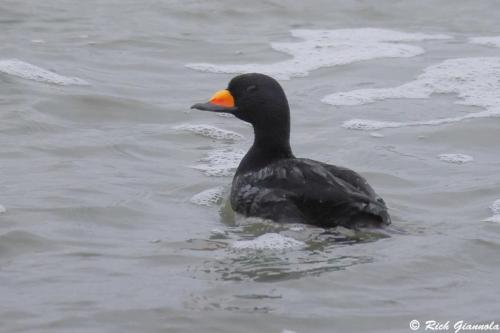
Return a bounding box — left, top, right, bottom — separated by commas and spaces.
191, 73, 390, 228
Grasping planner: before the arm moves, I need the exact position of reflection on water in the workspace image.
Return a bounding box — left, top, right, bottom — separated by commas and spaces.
206, 253, 374, 282
183, 201, 392, 283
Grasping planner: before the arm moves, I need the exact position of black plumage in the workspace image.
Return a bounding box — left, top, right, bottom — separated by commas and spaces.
192, 73, 390, 228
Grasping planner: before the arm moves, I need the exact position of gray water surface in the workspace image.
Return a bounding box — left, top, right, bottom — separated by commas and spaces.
1, 1, 499, 332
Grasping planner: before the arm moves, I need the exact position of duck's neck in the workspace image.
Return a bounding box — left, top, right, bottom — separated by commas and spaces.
236, 125, 294, 175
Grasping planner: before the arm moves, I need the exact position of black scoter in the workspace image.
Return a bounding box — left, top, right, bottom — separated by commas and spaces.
192, 73, 390, 228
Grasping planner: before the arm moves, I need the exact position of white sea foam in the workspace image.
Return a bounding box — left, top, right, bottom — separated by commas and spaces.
483, 199, 500, 223
231, 233, 305, 250
326, 57, 500, 107
370, 132, 385, 138
342, 109, 500, 130
0, 59, 89, 85
0, 205, 6, 213
438, 153, 473, 164
323, 57, 500, 130
174, 124, 243, 141
191, 148, 245, 177
484, 216, 500, 223
186, 29, 450, 79
190, 186, 225, 206
210, 228, 227, 236
491, 200, 500, 215
342, 119, 403, 130
470, 36, 500, 48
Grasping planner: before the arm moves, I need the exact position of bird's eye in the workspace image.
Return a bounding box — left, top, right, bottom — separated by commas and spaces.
246, 85, 258, 93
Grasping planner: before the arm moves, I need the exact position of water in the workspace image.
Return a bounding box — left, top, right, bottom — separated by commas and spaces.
1, 1, 500, 332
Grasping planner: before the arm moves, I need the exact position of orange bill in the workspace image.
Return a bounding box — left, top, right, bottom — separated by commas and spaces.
191, 89, 237, 113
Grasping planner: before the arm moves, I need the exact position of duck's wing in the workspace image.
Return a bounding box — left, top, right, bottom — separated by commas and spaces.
317, 161, 384, 203
293, 159, 386, 206
234, 158, 390, 225
315, 160, 391, 225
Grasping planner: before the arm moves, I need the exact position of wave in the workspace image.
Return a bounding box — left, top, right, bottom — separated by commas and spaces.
484, 199, 500, 223
470, 36, 500, 48
230, 233, 305, 250
191, 148, 245, 177
186, 28, 450, 79
322, 57, 500, 130
190, 186, 226, 206
438, 154, 473, 164
173, 124, 243, 141
0, 59, 89, 85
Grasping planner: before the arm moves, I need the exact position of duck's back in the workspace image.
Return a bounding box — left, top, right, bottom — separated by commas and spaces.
230, 158, 390, 228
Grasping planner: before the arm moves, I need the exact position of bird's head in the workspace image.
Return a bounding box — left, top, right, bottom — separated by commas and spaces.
191, 73, 290, 128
